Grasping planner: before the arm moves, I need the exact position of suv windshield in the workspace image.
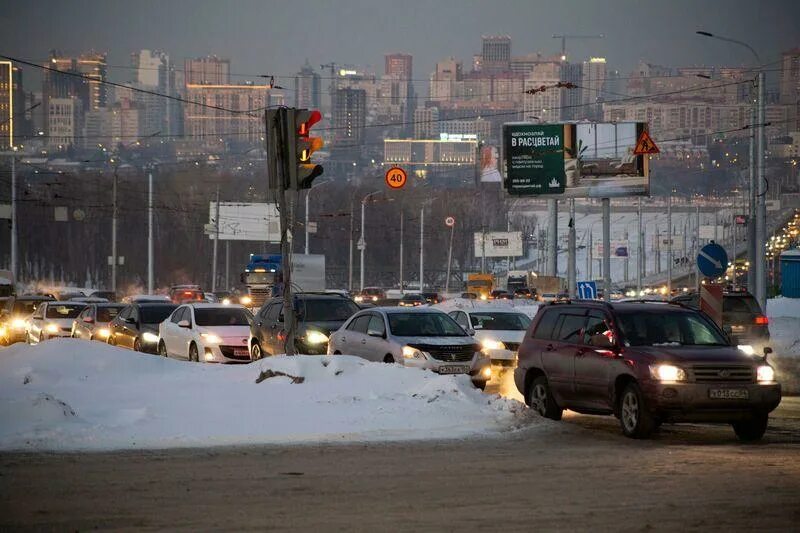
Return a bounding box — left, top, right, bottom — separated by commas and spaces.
470, 312, 530, 330
299, 299, 359, 322
389, 312, 467, 337
616, 310, 728, 347
45, 304, 84, 319
141, 305, 178, 324
96, 306, 124, 322
12, 300, 44, 315
194, 308, 252, 326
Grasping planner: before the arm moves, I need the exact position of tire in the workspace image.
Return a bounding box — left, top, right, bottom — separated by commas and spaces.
527, 375, 563, 421
619, 383, 656, 439
189, 343, 199, 362
473, 380, 487, 391
107, 335, 116, 346
251, 342, 263, 361
383, 354, 395, 363
732, 413, 769, 442
133, 338, 142, 353
158, 341, 168, 357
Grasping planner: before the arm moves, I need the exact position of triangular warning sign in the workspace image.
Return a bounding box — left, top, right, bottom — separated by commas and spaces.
634, 130, 660, 155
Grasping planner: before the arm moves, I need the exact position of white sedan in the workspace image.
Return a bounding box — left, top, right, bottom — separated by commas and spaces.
448, 308, 531, 366
27, 301, 86, 344
158, 303, 253, 363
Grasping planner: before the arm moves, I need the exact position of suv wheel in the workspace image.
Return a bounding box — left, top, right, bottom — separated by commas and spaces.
732, 413, 768, 442
251, 342, 263, 361
189, 343, 199, 362
158, 341, 168, 357
620, 383, 656, 439
527, 376, 562, 421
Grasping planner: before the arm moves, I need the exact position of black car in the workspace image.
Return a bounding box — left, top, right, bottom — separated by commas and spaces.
89, 290, 117, 302
107, 302, 178, 353
398, 293, 426, 307
250, 293, 360, 358
71, 303, 126, 342
670, 290, 769, 344
0, 295, 55, 344
421, 292, 441, 304
513, 288, 536, 300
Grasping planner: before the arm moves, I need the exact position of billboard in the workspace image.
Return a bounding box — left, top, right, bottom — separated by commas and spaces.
208, 202, 280, 242
474, 231, 524, 258
592, 241, 630, 258
650, 234, 686, 249
699, 225, 724, 240
480, 144, 502, 183
503, 122, 650, 198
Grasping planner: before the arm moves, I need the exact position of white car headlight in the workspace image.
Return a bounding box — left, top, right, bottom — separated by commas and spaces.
649, 364, 686, 382
97, 328, 111, 339
737, 344, 756, 356
481, 339, 506, 351
371, 296, 378, 302
402, 346, 426, 360
354, 295, 364, 302
200, 333, 222, 344
142, 331, 159, 343
757, 365, 775, 384
45, 323, 60, 334
239, 296, 252, 306
11, 318, 27, 329
222, 298, 231, 305
305, 330, 329, 345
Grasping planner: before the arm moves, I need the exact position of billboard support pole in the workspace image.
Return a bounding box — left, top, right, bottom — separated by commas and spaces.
602, 198, 611, 301
212, 185, 220, 292
568, 198, 576, 298
547, 199, 558, 276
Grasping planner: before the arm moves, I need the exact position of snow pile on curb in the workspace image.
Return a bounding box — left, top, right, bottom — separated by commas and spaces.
0, 340, 526, 451
767, 297, 800, 319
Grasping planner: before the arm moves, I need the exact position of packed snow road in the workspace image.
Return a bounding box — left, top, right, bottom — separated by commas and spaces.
2, 399, 799, 531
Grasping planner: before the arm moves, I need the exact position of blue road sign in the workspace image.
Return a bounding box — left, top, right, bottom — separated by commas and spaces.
697, 243, 729, 278
577, 281, 598, 299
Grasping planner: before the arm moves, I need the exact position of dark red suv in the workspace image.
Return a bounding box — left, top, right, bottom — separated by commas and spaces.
514, 301, 781, 440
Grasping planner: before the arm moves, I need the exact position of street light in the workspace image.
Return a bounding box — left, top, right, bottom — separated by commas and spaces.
696, 30, 766, 308
304, 179, 331, 254
359, 191, 382, 291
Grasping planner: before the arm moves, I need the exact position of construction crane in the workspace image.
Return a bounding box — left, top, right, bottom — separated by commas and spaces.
552, 34, 605, 61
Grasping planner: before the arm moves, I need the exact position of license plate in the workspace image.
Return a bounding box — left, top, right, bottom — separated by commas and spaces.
731, 325, 745, 332
233, 348, 249, 357
709, 388, 749, 400
438, 365, 470, 375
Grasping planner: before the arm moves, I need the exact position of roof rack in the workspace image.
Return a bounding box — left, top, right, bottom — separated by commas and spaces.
546, 298, 614, 309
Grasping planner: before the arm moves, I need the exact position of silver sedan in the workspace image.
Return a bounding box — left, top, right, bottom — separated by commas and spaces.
327, 307, 492, 389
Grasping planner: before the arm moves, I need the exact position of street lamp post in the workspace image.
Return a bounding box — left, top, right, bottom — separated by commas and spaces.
359, 191, 381, 291
304, 179, 331, 255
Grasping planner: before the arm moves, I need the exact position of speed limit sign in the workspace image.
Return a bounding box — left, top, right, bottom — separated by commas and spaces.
385, 166, 407, 189
445, 216, 455, 227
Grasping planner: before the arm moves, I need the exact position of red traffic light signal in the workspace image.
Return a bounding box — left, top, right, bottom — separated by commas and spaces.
289, 108, 324, 190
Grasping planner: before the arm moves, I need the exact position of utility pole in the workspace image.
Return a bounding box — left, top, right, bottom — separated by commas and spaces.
212, 185, 220, 292
547, 199, 558, 276
360, 197, 366, 291
419, 206, 424, 291
304, 191, 310, 255
147, 167, 154, 294
567, 198, 576, 298
695, 204, 701, 291
588, 229, 593, 280
274, 108, 296, 355
637, 197, 643, 295
399, 209, 404, 292
445, 219, 455, 295
348, 198, 354, 292
111, 162, 119, 294
667, 193, 673, 296
602, 198, 611, 301
10, 150, 17, 278
225, 241, 230, 291
755, 71, 767, 309
747, 106, 756, 291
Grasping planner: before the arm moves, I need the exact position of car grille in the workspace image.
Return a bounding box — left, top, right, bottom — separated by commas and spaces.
691, 365, 754, 383
219, 345, 251, 361
415, 344, 476, 362
504, 342, 521, 352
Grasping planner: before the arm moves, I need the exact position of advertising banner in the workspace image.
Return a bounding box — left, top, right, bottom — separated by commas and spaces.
592, 240, 630, 258
208, 202, 280, 242
503, 122, 650, 198
474, 231, 524, 257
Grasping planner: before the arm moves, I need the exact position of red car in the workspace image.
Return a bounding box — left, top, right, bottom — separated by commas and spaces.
515, 300, 781, 440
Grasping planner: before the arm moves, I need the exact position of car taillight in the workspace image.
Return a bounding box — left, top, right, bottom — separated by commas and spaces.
754, 316, 769, 325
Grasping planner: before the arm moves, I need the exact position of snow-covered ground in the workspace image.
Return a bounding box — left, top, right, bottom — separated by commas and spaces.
0, 340, 526, 452
767, 297, 800, 393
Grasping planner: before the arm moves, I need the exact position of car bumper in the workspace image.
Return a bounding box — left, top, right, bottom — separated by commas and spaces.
483, 348, 517, 366
404, 354, 492, 382
642, 381, 781, 422
42, 330, 72, 340
3, 329, 28, 343
201, 344, 252, 363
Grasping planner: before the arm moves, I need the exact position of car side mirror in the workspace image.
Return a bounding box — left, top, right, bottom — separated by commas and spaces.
125, 317, 136, 324
763, 346, 773, 361
590, 333, 614, 349
178, 320, 191, 328
466, 328, 476, 336
368, 330, 385, 339
83, 316, 94, 324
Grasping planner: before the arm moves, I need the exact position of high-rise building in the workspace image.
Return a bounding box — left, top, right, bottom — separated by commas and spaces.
481, 35, 511, 73
184, 56, 230, 85
414, 106, 439, 139
510, 53, 547, 76
47, 97, 83, 149
560, 62, 583, 121
0, 61, 22, 150
385, 53, 413, 79
523, 62, 562, 123
129, 50, 177, 136
332, 87, 366, 148
780, 48, 800, 105
294, 60, 321, 109
429, 57, 462, 102
43, 51, 107, 135
582, 57, 607, 121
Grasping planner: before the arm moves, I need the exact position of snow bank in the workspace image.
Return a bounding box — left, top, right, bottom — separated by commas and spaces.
767, 297, 800, 319
433, 298, 541, 318
0, 340, 526, 451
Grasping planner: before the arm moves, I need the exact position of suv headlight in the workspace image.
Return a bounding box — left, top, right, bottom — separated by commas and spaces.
481, 339, 506, 351
142, 331, 159, 343
757, 365, 775, 384
45, 323, 60, 334
239, 296, 252, 306
737, 344, 756, 356
402, 346, 426, 360
97, 328, 111, 339
305, 330, 329, 345
11, 318, 27, 329
200, 333, 222, 344
649, 364, 687, 382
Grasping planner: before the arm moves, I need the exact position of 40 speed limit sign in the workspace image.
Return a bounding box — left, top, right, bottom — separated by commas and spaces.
385, 166, 407, 189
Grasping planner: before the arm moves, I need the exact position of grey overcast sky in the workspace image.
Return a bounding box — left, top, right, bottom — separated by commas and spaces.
3, 0, 799, 86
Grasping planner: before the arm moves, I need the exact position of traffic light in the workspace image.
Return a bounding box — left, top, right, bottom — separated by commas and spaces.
287, 108, 324, 190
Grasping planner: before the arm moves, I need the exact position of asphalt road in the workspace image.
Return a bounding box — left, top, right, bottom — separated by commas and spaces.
2, 395, 799, 531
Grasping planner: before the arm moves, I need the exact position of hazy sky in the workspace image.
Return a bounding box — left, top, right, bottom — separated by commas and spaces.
3, 0, 799, 88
